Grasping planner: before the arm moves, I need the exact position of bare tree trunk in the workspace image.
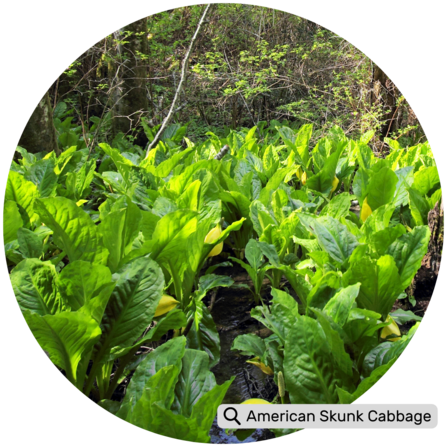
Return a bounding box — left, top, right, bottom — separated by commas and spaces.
409, 198, 444, 300
18, 91, 59, 154
372, 65, 397, 141
112, 17, 149, 137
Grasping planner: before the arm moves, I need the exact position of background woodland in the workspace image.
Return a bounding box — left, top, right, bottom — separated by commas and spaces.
19, 4, 424, 157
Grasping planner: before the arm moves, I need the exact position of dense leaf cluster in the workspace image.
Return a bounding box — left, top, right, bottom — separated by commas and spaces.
4, 121, 439, 441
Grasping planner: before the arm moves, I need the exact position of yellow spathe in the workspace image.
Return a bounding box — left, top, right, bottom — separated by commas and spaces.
380, 315, 401, 342
331, 176, 339, 193
241, 398, 272, 404
246, 358, 274, 375
205, 224, 223, 257
154, 295, 180, 318
360, 197, 372, 222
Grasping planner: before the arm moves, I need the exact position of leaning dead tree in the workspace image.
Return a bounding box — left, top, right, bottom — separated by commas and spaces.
145, 4, 211, 156
410, 197, 444, 300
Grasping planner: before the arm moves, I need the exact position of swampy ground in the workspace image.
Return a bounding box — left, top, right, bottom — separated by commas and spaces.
33, 219, 445, 445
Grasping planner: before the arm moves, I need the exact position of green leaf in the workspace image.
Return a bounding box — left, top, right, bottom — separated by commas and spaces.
353, 168, 370, 205
172, 349, 216, 417
344, 255, 402, 319
127, 364, 180, 429
284, 315, 350, 403
140, 211, 160, 241
307, 145, 343, 195
428, 188, 442, 209
295, 124, 313, 166
323, 283, 360, 326
149, 309, 187, 340
245, 238, 264, 270
189, 378, 234, 443
312, 308, 353, 376
17, 228, 43, 258
101, 171, 127, 194
371, 224, 406, 256
408, 187, 430, 226
279, 265, 311, 306
197, 274, 234, 294
11, 259, 63, 315
177, 179, 201, 211
337, 357, 397, 404
16, 146, 37, 166
229, 256, 257, 286
258, 241, 281, 267
392, 166, 414, 207
250, 200, 277, 237
35, 197, 108, 264
117, 337, 186, 420
3, 200, 23, 243
366, 167, 398, 211
24, 158, 58, 198
186, 303, 221, 368
94, 257, 164, 363
23, 310, 101, 383
343, 308, 382, 343
66, 159, 96, 201
155, 147, 195, 177
386, 226, 430, 289
57, 260, 114, 318
361, 204, 395, 241
362, 324, 418, 377
5, 171, 38, 224
258, 167, 294, 205
320, 193, 351, 220
389, 309, 422, 325
99, 196, 142, 272
232, 333, 266, 358
412, 166, 440, 196
263, 145, 280, 178
312, 216, 358, 265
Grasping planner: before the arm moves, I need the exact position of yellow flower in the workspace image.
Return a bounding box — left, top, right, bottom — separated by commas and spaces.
331, 176, 339, 193
205, 223, 223, 257
360, 197, 372, 222
296, 167, 303, 179
380, 315, 401, 342
241, 398, 272, 404
246, 358, 274, 375
154, 295, 180, 318
301, 171, 307, 185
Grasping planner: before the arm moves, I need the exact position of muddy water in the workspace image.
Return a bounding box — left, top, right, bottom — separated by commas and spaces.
207, 287, 276, 443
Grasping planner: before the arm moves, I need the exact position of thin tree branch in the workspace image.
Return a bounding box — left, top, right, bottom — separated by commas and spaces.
145, 4, 211, 156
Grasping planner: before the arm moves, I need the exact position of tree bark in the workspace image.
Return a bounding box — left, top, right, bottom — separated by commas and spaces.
112, 17, 149, 137
371, 65, 398, 141
18, 91, 59, 154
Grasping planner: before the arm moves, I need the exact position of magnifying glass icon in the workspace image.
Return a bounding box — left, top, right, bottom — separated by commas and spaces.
223, 407, 241, 426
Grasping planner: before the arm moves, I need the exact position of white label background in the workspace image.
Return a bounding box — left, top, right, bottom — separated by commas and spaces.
217, 405, 438, 429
